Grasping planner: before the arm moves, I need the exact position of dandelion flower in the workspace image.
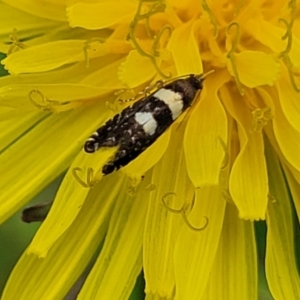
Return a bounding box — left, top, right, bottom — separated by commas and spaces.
0, 0, 300, 299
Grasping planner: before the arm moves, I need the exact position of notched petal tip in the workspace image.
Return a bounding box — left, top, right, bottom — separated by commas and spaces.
228, 51, 281, 88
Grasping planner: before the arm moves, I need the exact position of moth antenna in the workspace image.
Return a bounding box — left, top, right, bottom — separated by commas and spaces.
198, 69, 215, 80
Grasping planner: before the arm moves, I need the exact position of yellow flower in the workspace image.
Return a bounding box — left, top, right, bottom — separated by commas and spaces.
1, 0, 300, 299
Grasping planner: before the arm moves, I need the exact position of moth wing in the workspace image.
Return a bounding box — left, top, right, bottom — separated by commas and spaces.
93, 95, 155, 147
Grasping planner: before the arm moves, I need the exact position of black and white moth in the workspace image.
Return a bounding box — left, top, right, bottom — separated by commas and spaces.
84, 74, 205, 175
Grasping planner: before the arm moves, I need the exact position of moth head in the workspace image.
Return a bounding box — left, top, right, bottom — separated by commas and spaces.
191, 70, 214, 90
189, 74, 205, 91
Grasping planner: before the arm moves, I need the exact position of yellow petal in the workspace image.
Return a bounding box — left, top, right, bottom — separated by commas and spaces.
184, 69, 230, 187
225, 86, 268, 220
122, 129, 170, 178
0, 109, 42, 148
0, 56, 122, 86
263, 118, 300, 187
0, 3, 57, 53
290, 36, 300, 69
244, 16, 300, 69
265, 140, 300, 299
78, 56, 125, 88
227, 51, 280, 87
276, 71, 300, 133
283, 166, 300, 231
67, 2, 137, 30
0, 99, 110, 225
268, 89, 300, 172
78, 176, 150, 300
203, 204, 257, 299
0, 83, 112, 111
0, 58, 125, 115
229, 132, 268, 220
118, 50, 156, 88
143, 126, 194, 298
174, 186, 226, 299
169, 0, 201, 14
29, 145, 117, 257
2, 175, 124, 300
2, 0, 67, 21
243, 17, 286, 53
167, 20, 202, 75
2, 40, 89, 74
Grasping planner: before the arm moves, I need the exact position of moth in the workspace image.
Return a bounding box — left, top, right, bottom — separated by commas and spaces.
84, 74, 205, 175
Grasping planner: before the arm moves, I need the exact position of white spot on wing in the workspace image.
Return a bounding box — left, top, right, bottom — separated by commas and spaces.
154, 88, 183, 120
134, 112, 158, 135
